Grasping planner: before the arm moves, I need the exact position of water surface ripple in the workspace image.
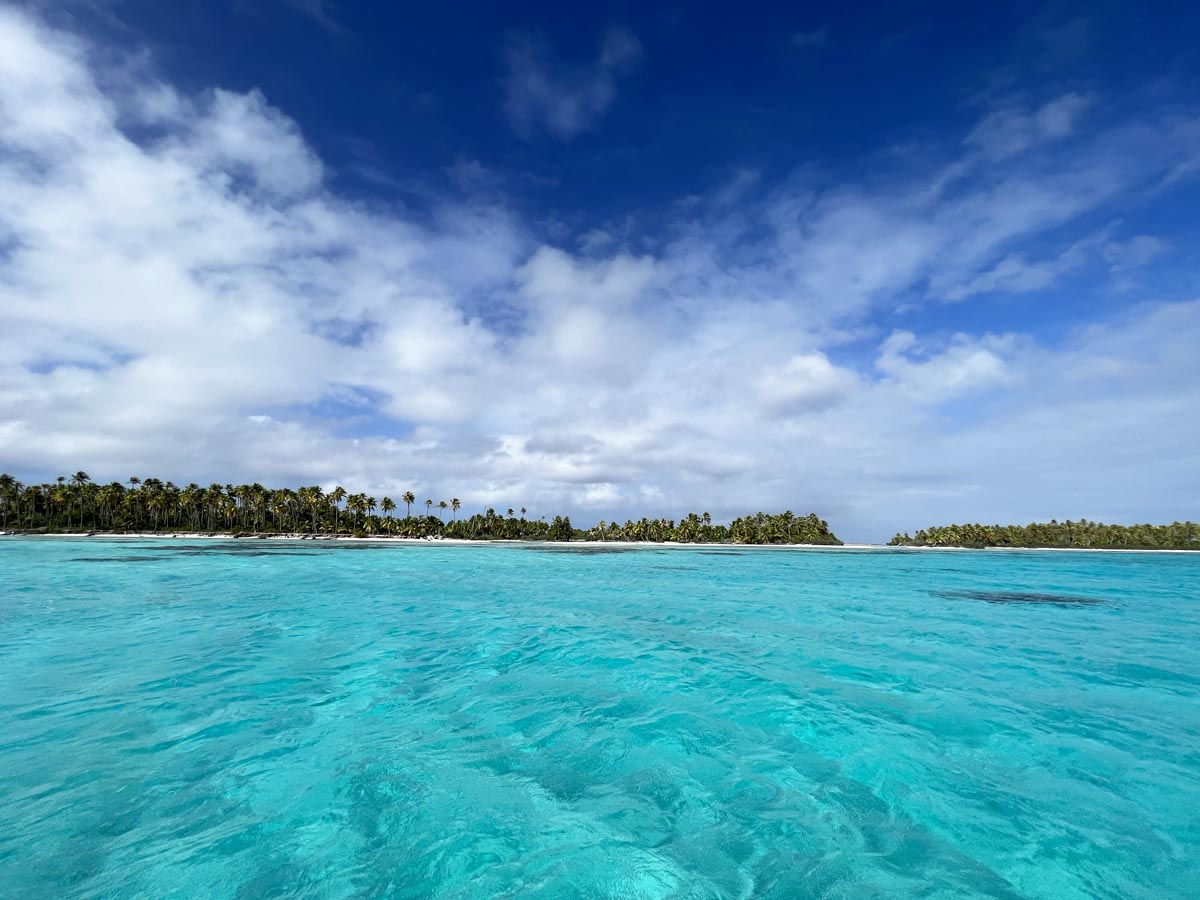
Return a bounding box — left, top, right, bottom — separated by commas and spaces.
1, 538, 1198, 899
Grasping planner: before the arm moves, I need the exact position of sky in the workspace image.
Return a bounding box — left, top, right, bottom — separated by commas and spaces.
0, 0, 1198, 542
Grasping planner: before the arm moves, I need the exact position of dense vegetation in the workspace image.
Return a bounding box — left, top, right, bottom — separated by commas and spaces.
889, 520, 1199, 550
582, 511, 839, 544
0, 472, 841, 545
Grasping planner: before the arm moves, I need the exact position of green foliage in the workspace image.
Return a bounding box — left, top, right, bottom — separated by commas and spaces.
888, 520, 1200, 550
548, 515, 574, 542
0, 472, 841, 545
582, 510, 840, 545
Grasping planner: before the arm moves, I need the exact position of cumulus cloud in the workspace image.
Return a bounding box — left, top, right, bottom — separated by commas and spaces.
501, 29, 642, 140
1, 8, 1198, 541
756, 353, 858, 414
875, 331, 1013, 399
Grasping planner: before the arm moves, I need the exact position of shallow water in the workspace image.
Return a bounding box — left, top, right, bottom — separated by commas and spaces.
1, 537, 1198, 899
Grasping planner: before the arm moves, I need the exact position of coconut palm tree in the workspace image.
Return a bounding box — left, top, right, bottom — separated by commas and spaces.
68, 471, 90, 529
329, 486, 346, 534
438, 500, 448, 520
381, 497, 395, 519
145, 489, 168, 532
425, 499, 433, 517
0, 474, 18, 529
451, 498, 460, 521
346, 493, 367, 531
402, 491, 415, 518
179, 484, 200, 530
298, 486, 323, 533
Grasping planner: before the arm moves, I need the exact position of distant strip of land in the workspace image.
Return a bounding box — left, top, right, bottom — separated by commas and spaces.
0, 472, 840, 545
3, 472, 1195, 550
890, 520, 1199, 551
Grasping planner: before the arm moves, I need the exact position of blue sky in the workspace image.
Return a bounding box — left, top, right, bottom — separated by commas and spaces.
1, 0, 1198, 540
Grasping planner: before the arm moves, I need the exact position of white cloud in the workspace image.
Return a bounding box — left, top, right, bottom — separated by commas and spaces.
940, 231, 1104, 301
501, 29, 642, 141
170, 89, 323, 197
1, 8, 1198, 541
756, 353, 858, 414
965, 92, 1092, 160
875, 331, 1014, 400
1103, 234, 1168, 271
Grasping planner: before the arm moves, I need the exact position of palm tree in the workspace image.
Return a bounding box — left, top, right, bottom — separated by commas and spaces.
451, 498, 460, 521
425, 499, 433, 517
520, 507, 527, 517
179, 484, 200, 530
52, 483, 72, 530
97, 483, 122, 529
299, 485, 323, 533
207, 484, 225, 531
507, 508, 514, 518
329, 486, 346, 534
0, 474, 17, 530
381, 497, 395, 519
347, 493, 367, 531
54, 478, 69, 528
145, 489, 167, 532
69, 471, 91, 530
438, 500, 448, 520
402, 491, 415, 519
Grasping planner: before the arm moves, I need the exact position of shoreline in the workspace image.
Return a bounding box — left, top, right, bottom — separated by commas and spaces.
0, 532, 1196, 552
0, 531, 855, 549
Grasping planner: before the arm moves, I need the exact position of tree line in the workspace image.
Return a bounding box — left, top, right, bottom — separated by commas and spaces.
0, 472, 841, 545
582, 511, 839, 544
889, 520, 1200, 550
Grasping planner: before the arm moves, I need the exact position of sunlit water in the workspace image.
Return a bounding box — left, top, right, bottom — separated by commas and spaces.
1, 538, 1198, 899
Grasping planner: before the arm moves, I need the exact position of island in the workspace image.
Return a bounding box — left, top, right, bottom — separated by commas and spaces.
0, 472, 841, 545
889, 520, 1200, 550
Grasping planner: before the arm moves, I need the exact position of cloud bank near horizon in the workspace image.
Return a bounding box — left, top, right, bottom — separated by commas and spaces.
0, 7, 1197, 541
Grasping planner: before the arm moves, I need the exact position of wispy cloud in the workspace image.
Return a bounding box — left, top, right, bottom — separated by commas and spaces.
791, 27, 830, 48
965, 92, 1092, 160
501, 29, 642, 141
1103, 234, 1167, 271
280, 0, 344, 33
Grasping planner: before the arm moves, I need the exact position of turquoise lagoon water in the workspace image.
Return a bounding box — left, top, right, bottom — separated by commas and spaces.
1, 538, 1198, 900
